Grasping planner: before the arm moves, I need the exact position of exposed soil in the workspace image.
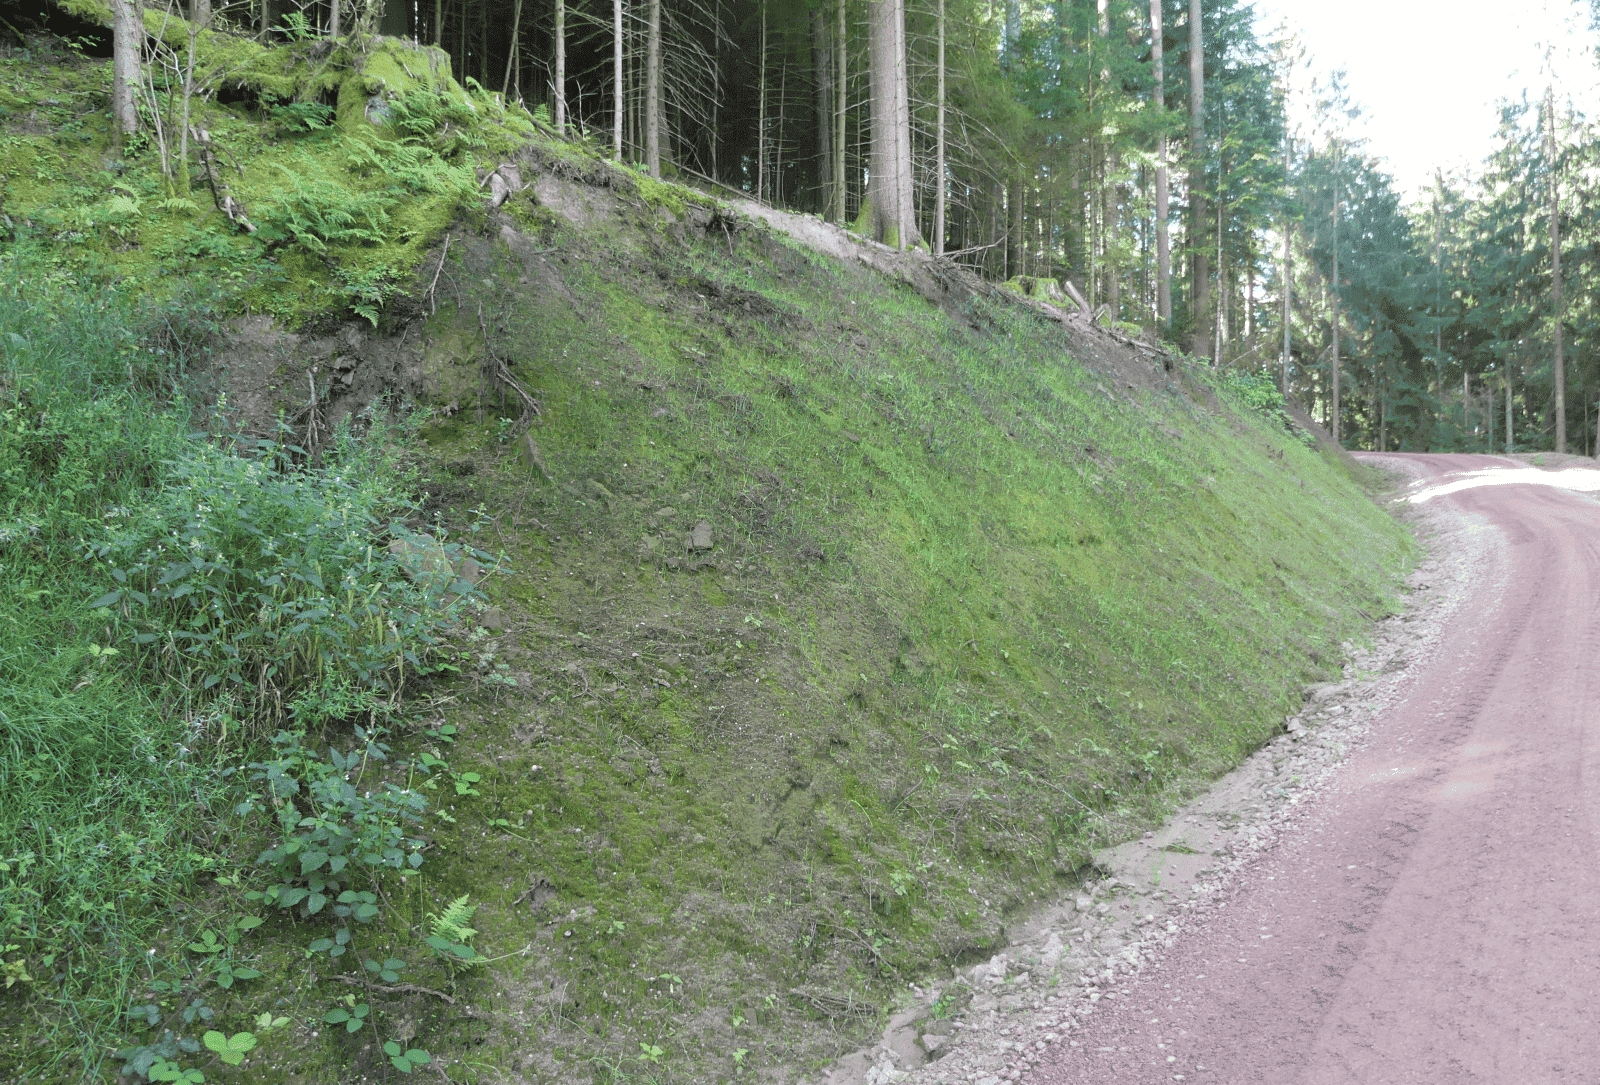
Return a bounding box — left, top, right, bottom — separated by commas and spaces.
812, 452, 1600, 1085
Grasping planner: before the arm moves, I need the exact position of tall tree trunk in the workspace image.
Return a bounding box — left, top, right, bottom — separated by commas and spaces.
834, 0, 847, 222
933, 0, 945, 255
434, 0, 442, 45
628, 2, 637, 157
327, 0, 338, 38
192, 0, 211, 28
645, 0, 661, 177
867, 0, 916, 248
1506, 370, 1514, 452
552, 0, 564, 130
1546, 87, 1565, 453
776, 50, 789, 204
502, 0, 522, 96
1435, 171, 1445, 417
1280, 137, 1292, 397
1213, 171, 1224, 361
1002, 0, 1021, 272
613, 0, 623, 156
757, 4, 767, 200
110, 0, 141, 145
1379, 374, 1387, 451
1187, 0, 1209, 357
1331, 142, 1341, 445
813, 7, 832, 214
1150, 0, 1170, 326
1007, 174, 1024, 276
478, 0, 487, 83
1098, 0, 1118, 313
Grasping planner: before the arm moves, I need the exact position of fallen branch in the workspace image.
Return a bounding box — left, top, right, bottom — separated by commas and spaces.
325, 973, 488, 1017
476, 301, 542, 420
427, 235, 451, 315
190, 126, 255, 233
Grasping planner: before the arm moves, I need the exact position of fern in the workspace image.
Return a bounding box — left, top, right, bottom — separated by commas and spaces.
428, 895, 478, 944
153, 196, 201, 215
384, 88, 481, 157
259, 164, 394, 254
424, 894, 483, 965
345, 138, 475, 197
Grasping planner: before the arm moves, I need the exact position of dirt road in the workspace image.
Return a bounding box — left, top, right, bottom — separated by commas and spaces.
1025, 453, 1600, 1084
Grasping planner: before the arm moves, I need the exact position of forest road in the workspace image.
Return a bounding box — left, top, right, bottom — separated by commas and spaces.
1025, 452, 1600, 1084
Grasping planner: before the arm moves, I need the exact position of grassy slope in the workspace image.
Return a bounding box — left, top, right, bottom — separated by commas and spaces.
0, 24, 1412, 1084
408, 173, 1414, 1079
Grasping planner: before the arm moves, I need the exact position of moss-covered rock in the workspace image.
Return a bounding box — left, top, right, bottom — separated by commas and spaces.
335, 36, 472, 136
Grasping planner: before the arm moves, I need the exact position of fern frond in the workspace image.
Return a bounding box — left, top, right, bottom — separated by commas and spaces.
428, 894, 479, 944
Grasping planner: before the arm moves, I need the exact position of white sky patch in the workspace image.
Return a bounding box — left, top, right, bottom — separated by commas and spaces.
1252, 0, 1600, 204
1407, 466, 1600, 503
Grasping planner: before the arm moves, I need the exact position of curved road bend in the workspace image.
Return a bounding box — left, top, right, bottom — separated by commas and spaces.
1029, 453, 1600, 1084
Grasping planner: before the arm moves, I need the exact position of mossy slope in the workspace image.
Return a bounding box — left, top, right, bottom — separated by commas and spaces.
402, 166, 1412, 1080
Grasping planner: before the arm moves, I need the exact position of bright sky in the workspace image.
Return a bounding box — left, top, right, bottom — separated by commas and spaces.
1250, 0, 1600, 204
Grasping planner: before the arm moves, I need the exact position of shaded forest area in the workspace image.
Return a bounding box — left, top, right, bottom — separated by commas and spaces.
18, 0, 1600, 453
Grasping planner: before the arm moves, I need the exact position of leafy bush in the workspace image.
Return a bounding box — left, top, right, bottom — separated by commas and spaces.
1220, 369, 1285, 415
345, 137, 478, 196
0, 267, 230, 1077
85, 423, 476, 730
239, 724, 428, 917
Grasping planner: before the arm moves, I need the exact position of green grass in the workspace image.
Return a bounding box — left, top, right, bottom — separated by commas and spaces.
0, 268, 226, 1077
0, 263, 485, 1082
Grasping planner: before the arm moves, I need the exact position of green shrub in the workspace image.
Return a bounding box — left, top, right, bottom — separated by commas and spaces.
0, 267, 229, 1078
1220, 369, 1285, 415
266, 97, 336, 134
85, 422, 477, 731
239, 724, 428, 918
386, 86, 484, 157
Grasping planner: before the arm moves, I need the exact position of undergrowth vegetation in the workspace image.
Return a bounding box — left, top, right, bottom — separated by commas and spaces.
0, 266, 492, 1081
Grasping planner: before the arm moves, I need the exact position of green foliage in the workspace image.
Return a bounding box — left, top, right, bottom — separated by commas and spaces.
0, 261, 489, 1077
201, 1029, 258, 1066
385, 86, 484, 157
0, 269, 235, 1078
84, 422, 465, 729
346, 136, 478, 195
424, 894, 482, 964
257, 163, 394, 253
384, 1040, 433, 1073
240, 725, 429, 916
1221, 369, 1289, 419
287, 179, 394, 256
267, 98, 336, 134
334, 262, 403, 325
